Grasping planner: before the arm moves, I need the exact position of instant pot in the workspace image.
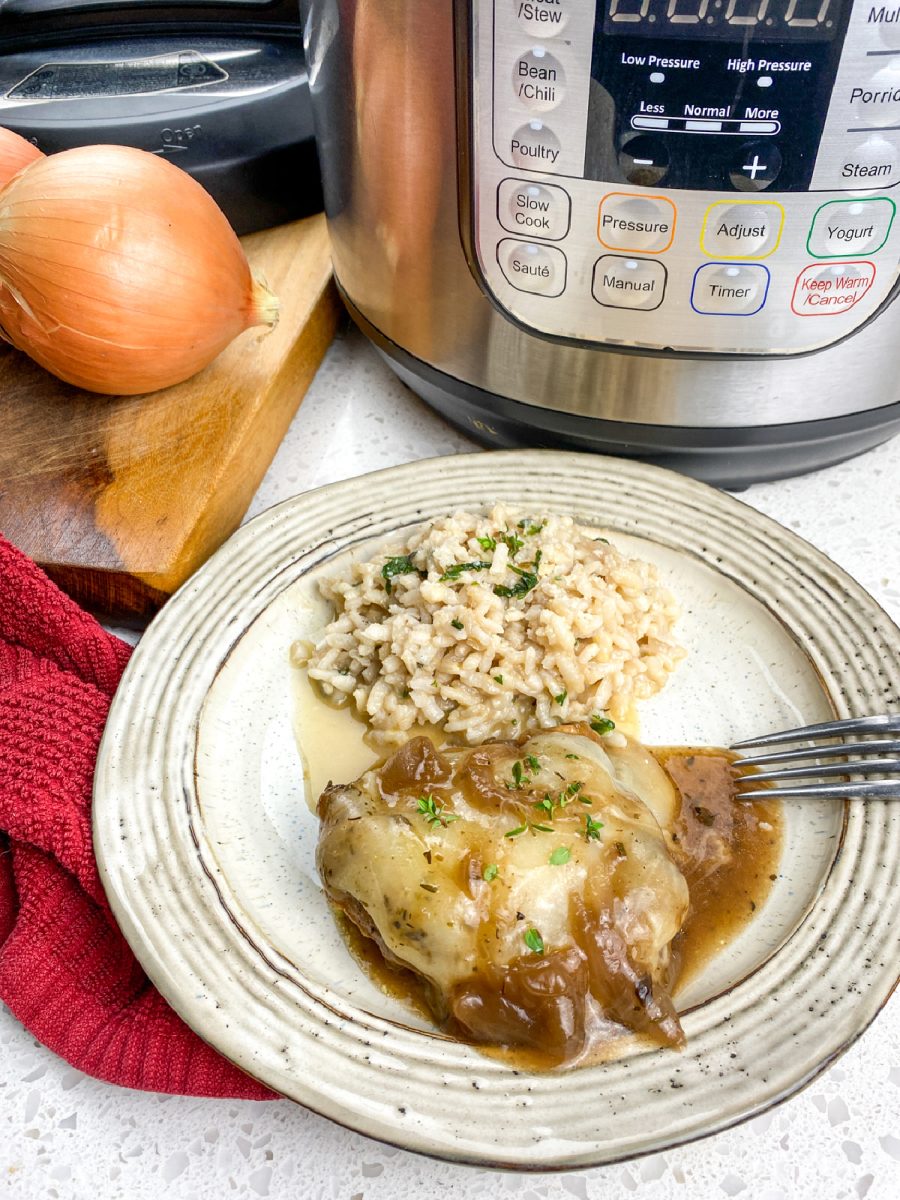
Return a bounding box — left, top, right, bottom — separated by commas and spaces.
0, 0, 321, 234
301, 0, 900, 485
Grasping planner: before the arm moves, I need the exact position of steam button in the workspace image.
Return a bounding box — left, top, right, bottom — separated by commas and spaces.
701, 201, 783, 259
497, 238, 567, 296
512, 48, 566, 112
509, 120, 562, 171
513, 0, 571, 37
836, 136, 900, 189
497, 179, 571, 240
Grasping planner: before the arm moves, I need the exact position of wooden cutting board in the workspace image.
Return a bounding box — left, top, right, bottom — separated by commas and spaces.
0, 215, 341, 623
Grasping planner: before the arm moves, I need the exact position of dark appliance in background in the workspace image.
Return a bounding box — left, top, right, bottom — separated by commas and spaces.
0, 0, 320, 233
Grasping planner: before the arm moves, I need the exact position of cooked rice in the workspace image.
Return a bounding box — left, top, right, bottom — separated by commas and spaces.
301, 504, 685, 745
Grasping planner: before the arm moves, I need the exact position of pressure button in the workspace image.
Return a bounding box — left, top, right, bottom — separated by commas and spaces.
497, 238, 566, 296
598, 193, 676, 253
701, 201, 784, 259
497, 179, 571, 240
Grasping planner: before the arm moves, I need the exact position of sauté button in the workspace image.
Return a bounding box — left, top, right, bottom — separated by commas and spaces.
497, 178, 571, 240
513, 0, 571, 37
592, 255, 667, 310
791, 262, 876, 316
701, 201, 783, 259
617, 134, 670, 187
807, 197, 896, 258
497, 238, 567, 296
729, 141, 782, 192
510, 120, 562, 170
690, 263, 770, 315
512, 47, 566, 112
597, 193, 676, 253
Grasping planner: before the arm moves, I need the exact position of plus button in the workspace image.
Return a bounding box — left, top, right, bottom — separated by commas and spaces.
743, 154, 766, 179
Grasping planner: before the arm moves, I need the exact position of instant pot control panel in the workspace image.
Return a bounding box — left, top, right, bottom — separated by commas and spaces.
465, 0, 900, 354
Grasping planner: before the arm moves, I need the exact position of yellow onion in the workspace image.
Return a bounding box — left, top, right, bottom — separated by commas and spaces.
0, 127, 44, 187
0, 144, 279, 395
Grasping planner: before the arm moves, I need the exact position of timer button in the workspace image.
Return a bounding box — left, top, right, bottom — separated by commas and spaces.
497, 238, 567, 296
691, 263, 770, 316
617, 134, 670, 187
497, 179, 571, 240
512, 48, 566, 113
701, 201, 784, 259
509, 120, 562, 171
592, 256, 666, 311
729, 141, 782, 192
598, 193, 677, 254
513, 0, 571, 37
807, 198, 896, 258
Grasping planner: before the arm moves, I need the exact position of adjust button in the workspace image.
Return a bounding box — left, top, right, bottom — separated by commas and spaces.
497, 178, 571, 240
701, 201, 784, 259
598, 193, 676, 253
691, 263, 770, 316
791, 262, 876, 316
807, 197, 896, 258
512, 47, 565, 112
497, 238, 567, 296
509, 120, 562, 171
592, 255, 666, 310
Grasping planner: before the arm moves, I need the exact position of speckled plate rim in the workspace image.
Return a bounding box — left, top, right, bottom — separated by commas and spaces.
93, 450, 900, 1171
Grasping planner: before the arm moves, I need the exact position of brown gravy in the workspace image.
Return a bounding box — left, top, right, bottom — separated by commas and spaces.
333, 745, 782, 1065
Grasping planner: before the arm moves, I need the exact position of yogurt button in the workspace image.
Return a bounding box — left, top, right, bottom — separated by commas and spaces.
509, 121, 562, 171
514, 0, 571, 37
512, 47, 566, 112
592, 256, 667, 310
497, 179, 571, 240
497, 238, 567, 295
691, 264, 770, 315
807, 198, 896, 258
701, 201, 783, 258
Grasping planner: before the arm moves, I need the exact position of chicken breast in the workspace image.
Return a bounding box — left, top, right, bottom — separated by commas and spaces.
316, 724, 690, 1063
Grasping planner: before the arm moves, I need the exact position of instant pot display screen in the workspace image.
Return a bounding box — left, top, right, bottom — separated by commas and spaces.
586, 0, 851, 191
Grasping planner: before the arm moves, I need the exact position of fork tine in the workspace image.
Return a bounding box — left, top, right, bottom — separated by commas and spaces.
736, 757, 900, 783
736, 779, 900, 800
732, 714, 900, 749
731, 738, 900, 766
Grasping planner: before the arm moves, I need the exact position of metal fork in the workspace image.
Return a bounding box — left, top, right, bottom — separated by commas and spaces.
731, 714, 900, 800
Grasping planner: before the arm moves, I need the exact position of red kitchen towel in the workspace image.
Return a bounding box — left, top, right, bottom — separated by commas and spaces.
0, 534, 276, 1099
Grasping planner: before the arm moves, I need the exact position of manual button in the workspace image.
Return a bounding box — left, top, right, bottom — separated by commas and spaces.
807, 197, 895, 258
701, 201, 783, 259
497, 238, 566, 296
497, 178, 571, 240
592, 256, 666, 310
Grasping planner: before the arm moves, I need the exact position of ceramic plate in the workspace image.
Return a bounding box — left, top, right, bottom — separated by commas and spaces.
93, 451, 900, 1170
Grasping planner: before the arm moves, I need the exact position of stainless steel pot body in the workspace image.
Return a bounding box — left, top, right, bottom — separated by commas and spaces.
301, 0, 900, 483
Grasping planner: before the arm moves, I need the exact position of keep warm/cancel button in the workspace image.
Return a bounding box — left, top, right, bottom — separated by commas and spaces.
791, 262, 875, 316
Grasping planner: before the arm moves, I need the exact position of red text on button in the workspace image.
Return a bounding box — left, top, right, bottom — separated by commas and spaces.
791, 261, 876, 316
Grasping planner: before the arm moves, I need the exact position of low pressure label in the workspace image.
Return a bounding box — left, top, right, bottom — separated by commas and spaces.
6, 51, 227, 102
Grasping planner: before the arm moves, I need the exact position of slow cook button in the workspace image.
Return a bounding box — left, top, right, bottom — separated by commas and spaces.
791, 262, 876, 316
701, 201, 784, 259
512, 47, 566, 112
497, 178, 571, 240
509, 120, 562, 170
513, 0, 572, 37
807, 197, 896, 258
592, 255, 667, 310
597, 193, 676, 253
497, 238, 567, 295
690, 263, 770, 316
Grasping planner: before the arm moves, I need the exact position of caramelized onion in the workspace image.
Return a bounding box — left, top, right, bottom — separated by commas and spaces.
0, 128, 44, 188
0, 143, 279, 395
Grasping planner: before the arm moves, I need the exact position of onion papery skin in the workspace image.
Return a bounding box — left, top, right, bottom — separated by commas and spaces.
0, 144, 278, 395
0, 128, 44, 187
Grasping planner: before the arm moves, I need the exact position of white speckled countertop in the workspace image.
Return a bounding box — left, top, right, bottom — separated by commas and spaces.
2, 325, 899, 1200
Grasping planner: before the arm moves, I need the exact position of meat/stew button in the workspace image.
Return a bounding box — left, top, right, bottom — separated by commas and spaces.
791, 262, 876, 316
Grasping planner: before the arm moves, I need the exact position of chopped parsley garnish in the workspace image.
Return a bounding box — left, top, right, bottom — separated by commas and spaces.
584, 814, 605, 841
518, 520, 545, 536
524, 928, 544, 954
451, 619, 464, 631
511, 761, 525, 789
554, 691, 567, 706
566, 781, 584, 797
505, 823, 528, 838
381, 555, 422, 594
525, 755, 541, 774
500, 531, 524, 557
494, 568, 539, 600
590, 715, 616, 736
531, 822, 554, 834
494, 674, 504, 684
565, 753, 579, 760
440, 560, 492, 582
483, 863, 499, 882
549, 846, 571, 866
533, 549, 543, 571
577, 795, 594, 806
534, 795, 554, 817
476, 535, 497, 553
416, 794, 460, 828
